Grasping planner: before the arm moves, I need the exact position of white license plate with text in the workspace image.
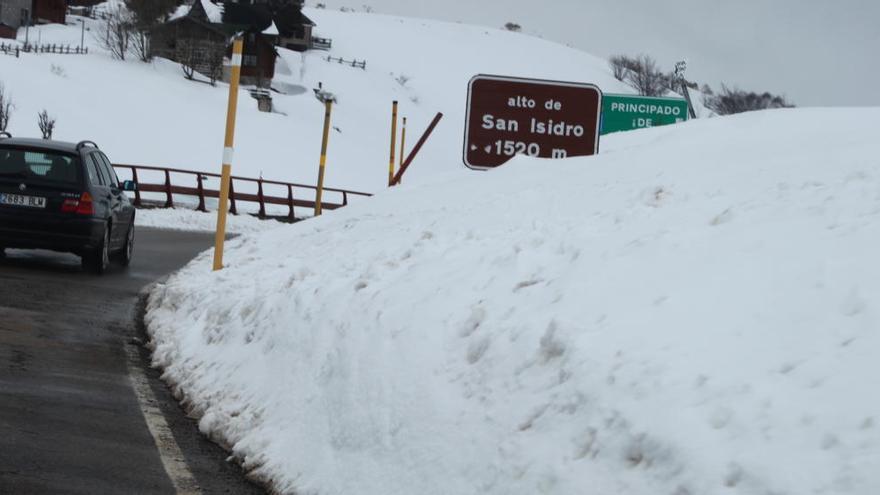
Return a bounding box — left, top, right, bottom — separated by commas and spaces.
0, 193, 47, 208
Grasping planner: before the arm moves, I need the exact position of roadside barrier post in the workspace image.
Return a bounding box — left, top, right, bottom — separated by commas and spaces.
212, 38, 243, 272
399, 116, 407, 172
314, 99, 334, 216
388, 101, 398, 186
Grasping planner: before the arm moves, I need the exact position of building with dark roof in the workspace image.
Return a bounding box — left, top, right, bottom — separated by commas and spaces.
149, 0, 321, 86
0, 0, 31, 39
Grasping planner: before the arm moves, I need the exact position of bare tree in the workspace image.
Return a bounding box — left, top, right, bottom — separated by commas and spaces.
177, 39, 225, 86
38, 110, 56, 139
179, 39, 197, 80
624, 55, 668, 97
125, 0, 178, 25
609, 55, 634, 82
94, 6, 133, 60
704, 85, 794, 115
125, 0, 179, 62
0, 83, 13, 132
130, 29, 151, 62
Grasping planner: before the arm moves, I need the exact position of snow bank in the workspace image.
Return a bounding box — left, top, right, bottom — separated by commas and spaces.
135, 207, 284, 234
146, 107, 880, 495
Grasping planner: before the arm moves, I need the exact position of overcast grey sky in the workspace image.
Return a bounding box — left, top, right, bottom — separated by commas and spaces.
315, 0, 880, 106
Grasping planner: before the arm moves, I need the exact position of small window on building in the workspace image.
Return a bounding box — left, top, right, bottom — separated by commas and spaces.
243, 54, 258, 67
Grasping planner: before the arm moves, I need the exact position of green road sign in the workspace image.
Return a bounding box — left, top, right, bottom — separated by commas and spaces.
601, 94, 689, 135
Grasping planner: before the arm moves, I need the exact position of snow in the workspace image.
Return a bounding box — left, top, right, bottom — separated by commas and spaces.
169, 0, 223, 24
310, 0, 880, 108
263, 21, 279, 36
0, 9, 632, 197
135, 207, 285, 234
146, 107, 880, 495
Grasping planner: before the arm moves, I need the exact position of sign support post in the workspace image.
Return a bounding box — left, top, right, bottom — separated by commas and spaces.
212, 38, 243, 272
314, 99, 333, 216
388, 101, 398, 186
390, 112, 443, 186
675, 61, 697, 119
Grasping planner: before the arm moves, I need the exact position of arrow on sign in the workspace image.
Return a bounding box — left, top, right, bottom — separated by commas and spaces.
470, 145, 477, 151
484, 145, 491, 153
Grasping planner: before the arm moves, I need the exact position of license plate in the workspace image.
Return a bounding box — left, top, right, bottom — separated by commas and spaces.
0, 193, 47, 208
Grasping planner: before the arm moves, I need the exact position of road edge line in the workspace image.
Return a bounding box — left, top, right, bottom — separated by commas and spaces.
124, 283, 201, 495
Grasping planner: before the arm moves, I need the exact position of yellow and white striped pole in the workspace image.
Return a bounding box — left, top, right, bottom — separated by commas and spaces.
388, 100, 398, 187
314, 99, 333, 217
212, 38, 244, 271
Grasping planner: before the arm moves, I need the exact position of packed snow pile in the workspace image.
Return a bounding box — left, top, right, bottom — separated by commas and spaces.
147, 107, 880, 494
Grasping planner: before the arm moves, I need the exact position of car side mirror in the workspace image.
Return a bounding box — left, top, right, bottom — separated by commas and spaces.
122, 180, 138, 192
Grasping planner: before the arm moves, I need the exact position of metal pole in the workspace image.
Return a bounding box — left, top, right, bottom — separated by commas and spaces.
682, 83, 697, 119
212, 38, 244, 272
314, 99, 333, 216
388, 101, 398, 186
80, 19, 84, 51
399, 117, 407, 169
390, 112, 443, 186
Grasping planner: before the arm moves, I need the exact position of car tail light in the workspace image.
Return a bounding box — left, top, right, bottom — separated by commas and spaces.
61, 192, 95, 215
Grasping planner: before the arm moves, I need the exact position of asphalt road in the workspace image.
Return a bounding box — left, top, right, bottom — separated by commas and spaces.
0, 228, 263, 494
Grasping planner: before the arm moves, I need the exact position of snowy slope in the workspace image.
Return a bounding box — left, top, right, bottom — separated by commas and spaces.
310, 0, 880, 108
0, 10, 631, 196
146, 108, 880, 495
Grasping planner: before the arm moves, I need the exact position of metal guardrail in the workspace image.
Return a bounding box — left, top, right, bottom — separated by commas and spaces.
112, 163, 371, 220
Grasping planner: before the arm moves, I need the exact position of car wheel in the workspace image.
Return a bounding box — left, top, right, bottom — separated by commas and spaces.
119, 224, 134, 267
83, 224, 110, 274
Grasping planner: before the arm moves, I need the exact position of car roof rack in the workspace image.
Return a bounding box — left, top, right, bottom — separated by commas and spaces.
0, 131, 11, 139
76, 140, 98, 151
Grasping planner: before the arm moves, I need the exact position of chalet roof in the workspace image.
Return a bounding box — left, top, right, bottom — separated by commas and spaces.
221, 2, 273, 33
153, 13, 230, 38
274, 5, 315, 34
222, 1, 315, 37
158, 1, 231, 37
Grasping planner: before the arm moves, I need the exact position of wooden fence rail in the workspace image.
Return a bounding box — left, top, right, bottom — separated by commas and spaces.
0, 44, 18, 57
0, 43, 89, 56
112, 163, 371, 220
324, 56, 366, 70
312, 36, 333, 50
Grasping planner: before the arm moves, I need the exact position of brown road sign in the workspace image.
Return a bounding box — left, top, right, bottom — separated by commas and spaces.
463, 74, 603, 170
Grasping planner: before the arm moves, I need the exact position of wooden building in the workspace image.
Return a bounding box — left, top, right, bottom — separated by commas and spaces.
221, 1, 279, 85
32, 0, 66, 25
0, 0, 31, 38
274, 4, 315, 51
150, 0, 319, 86
149, 0, 231, 83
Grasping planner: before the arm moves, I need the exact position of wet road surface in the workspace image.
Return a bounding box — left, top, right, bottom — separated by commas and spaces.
0, 228, 263, 494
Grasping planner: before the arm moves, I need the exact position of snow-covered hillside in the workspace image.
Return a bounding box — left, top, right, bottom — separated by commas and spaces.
146, 107, 880, 495
310, 0, 880, 108
0, 9, 631, 195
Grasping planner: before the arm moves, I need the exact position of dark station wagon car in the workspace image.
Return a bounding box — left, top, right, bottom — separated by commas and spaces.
0, 133, 137, 273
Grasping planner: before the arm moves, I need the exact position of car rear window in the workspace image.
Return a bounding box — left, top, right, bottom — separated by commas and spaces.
0, 147, 81, 185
